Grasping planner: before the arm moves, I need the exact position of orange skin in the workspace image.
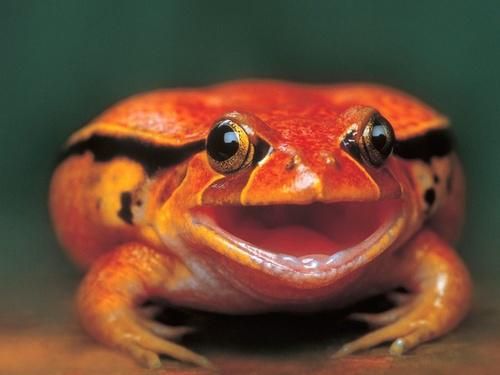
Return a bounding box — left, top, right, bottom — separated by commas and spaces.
49, 81, 471, 369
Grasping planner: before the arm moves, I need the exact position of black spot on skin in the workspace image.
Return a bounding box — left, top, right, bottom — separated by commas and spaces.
58, 135, 205, 176
135, 199, 143, 207
118, 192, 133, 225
95, 198, 101, 210
434, 174, 440, 184
424, 188, 436, 208
285, 155, 300, 171
394, 128, 453, 163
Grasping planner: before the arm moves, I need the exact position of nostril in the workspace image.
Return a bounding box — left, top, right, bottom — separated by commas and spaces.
319, 151, 336, 166
285, 154, 301, 170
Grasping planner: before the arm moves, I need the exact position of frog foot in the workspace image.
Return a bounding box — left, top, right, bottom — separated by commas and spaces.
95, 310, 209, 369
333, 230, 471, 358
335, 297, 436, 357
77, 243, 213, 369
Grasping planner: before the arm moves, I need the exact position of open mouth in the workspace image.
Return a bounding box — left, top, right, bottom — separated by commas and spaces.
191, 199, 404, 276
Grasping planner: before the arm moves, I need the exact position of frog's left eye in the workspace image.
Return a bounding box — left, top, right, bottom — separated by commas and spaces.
341, 112, 395, 168
206, 118, 255, 174
360, 114, 395, 167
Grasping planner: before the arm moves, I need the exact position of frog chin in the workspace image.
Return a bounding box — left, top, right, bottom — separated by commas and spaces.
190, 198, 406, 283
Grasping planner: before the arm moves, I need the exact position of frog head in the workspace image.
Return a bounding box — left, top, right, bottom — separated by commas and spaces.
152, 81, 447, 298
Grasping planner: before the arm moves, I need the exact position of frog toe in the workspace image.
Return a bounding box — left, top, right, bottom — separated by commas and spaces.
387, 291, 412, 305
348, 303, 413, 328
138, 303, 163, 319
137, 318, 196, 339
127, 344, 162, 369
388, 326, 432, 355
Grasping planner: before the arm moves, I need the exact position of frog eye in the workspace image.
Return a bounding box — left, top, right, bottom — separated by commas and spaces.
206, 118, 255, 174
359, 113, 395, 167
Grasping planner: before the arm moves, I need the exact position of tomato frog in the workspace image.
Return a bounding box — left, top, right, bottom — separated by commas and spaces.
50, 80, 471, 369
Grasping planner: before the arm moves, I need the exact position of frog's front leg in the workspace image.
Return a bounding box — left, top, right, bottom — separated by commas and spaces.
335, 229, 472, 356
77, 242, 212, 369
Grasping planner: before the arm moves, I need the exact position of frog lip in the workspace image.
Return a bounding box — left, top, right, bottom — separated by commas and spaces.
190, 199, 405, 280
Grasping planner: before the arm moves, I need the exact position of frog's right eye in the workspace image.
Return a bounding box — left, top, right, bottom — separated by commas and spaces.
206, 118, 255, 174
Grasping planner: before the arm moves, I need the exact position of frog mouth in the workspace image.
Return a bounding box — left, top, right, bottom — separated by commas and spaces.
191, 199, 405, 280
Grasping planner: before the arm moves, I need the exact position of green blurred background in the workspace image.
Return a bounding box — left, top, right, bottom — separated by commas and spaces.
1, 1, 499, 307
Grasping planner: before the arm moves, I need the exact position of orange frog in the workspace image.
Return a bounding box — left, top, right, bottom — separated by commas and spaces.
50, 81, 471, 368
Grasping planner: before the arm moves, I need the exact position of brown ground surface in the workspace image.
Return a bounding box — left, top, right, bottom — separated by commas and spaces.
1, 278, 499, 375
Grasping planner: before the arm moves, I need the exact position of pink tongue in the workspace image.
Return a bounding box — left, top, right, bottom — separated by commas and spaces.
245, 225, 340, 256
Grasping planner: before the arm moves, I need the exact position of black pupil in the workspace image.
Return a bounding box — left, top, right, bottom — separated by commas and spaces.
371, 116, 393, 157
207, 121, 240, 161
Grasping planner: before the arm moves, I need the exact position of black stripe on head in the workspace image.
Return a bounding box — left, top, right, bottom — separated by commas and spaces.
394, 128, 453, 163
58, 134, 205, 176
